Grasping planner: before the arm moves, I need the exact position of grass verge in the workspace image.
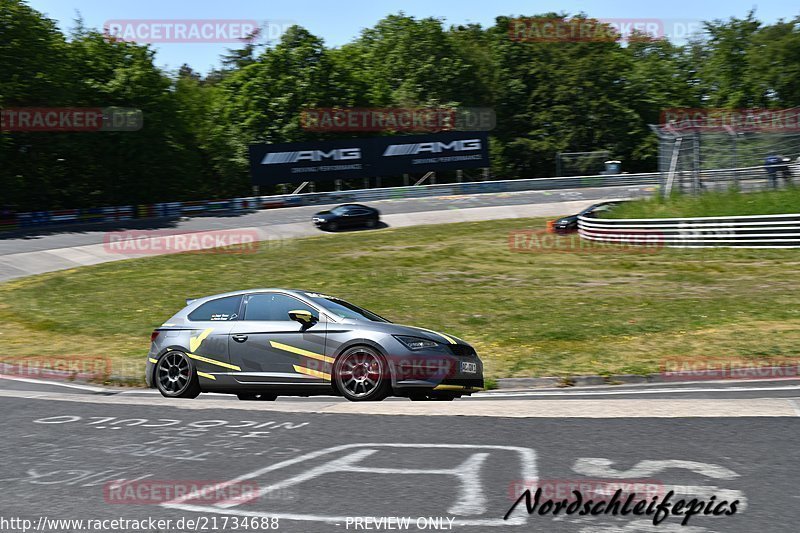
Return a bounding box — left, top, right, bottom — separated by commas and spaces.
606, 186, 800, 219
2, 217, 800, 384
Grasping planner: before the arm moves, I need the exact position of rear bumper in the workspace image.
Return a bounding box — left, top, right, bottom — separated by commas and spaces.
144, 358, 154, 388
144, 353, 159, 388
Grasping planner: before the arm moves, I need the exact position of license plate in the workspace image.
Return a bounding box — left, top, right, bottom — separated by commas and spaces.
461, 361, 477, 374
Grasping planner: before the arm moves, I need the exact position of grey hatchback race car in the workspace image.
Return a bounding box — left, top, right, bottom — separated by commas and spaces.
145, 289, 484, 402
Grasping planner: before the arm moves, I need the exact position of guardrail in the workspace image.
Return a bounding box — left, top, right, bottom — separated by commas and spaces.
578, 213, 800, 248
0, 172, 662, 232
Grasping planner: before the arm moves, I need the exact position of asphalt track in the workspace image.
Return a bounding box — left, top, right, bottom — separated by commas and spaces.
3, 184, 798, 532
0, 377, 798, 533
0, 184, 654, 281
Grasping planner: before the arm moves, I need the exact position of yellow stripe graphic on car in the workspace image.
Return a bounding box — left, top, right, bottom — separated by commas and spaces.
189, 328, 213, 352
406, 326, 457, 344
197, 371, 216, 380
270, 341, 335, 363
293, 364, 331, 381
433, 384, 484, 391
186, 352, 241, 371
148, 357, 159, 364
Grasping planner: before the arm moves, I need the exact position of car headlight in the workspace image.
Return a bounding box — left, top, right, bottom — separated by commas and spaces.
394, 335, 439, 351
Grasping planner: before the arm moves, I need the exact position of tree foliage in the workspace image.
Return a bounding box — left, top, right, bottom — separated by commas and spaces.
1, 1, 799, 210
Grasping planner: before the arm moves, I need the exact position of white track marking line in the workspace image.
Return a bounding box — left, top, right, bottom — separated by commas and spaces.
788, 398, 800, 417
0, 389, 794, 417
162, 443, 536, 527
477, 384, 800, 398
0, 374, 109, 392
499, 376, 800, 390
573, 458, 739, 479
115, 390, 232, 396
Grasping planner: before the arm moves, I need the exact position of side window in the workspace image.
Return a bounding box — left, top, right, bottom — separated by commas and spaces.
188, 295, 242, 321
244, 293, 318, 321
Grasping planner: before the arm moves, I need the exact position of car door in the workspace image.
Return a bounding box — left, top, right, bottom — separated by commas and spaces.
336, 206, 355, 228
346, 206, 370, 227
228, 292, 329, 384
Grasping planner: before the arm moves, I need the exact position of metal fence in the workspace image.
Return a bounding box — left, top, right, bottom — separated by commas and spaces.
652, 124, 800, 196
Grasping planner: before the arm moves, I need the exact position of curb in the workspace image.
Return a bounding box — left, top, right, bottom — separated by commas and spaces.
496, 373, 666, 389
491, 377, 563, 389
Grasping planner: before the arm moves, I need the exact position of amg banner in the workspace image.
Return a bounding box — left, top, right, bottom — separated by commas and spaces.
249, 138, 366, 185
249, 132, 490, 185
371, 131, 489, 176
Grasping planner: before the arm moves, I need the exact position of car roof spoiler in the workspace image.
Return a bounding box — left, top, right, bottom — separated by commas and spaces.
186, 297, 197, 305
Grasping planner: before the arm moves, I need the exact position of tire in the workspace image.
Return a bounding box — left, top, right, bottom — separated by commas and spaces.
155, 351, 200, 399
326, 221, 338, 231
365, 218, 377, 228
333, 345, 391, 402
237, 393, 278, 401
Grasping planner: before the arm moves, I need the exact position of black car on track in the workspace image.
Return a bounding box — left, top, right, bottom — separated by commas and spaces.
312, 204, 380, 231
552, 200, 627, 234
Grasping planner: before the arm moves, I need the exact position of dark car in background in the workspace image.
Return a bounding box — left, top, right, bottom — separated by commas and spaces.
552, 200, 628, 234
312, 204, 380, 231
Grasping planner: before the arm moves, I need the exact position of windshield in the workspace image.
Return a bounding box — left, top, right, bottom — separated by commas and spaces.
580, 202, 618, 216
331, 206, 349, 215
308, 295, 390, 322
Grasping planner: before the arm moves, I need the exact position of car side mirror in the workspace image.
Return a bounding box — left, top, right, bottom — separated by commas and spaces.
288, 310, 318, 327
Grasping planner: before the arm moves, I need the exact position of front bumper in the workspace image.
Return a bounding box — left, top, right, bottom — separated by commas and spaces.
553, 225, 577, 234
390, 350, 484, 393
